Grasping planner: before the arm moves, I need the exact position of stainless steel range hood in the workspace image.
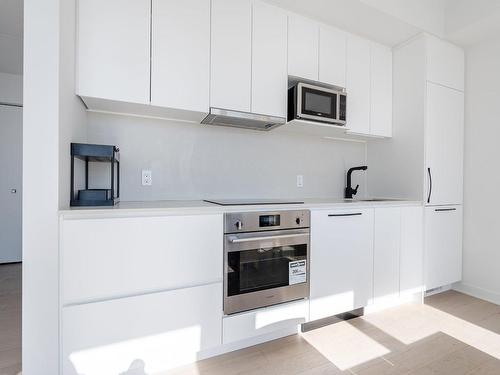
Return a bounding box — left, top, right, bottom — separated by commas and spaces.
201, 108, 286, 131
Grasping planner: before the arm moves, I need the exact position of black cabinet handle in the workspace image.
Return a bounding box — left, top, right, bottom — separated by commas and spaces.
427, 167, 432, 204
328, 213, 363, 217
435, 208, 457, 212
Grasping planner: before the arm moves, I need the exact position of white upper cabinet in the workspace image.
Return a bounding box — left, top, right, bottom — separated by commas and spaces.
346, 35, 371, 135
77, 0, 150, 104
251, 1, 287, 118
151, 0, 210, 113
210, 0, 252, 112
310, 209, 374, 320
425, 82, 464, 206
373, 207, 401, 304
426, 36, 465, 92
319, 26, 346, 88
288, 15, 319, 81
425, 206, 463, 290
370, 42, 393, 137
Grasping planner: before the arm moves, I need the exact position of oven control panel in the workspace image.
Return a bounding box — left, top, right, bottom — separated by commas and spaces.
225, 210, 310, 234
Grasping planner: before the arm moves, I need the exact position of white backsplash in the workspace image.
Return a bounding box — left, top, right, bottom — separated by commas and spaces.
86, 112, 368, 201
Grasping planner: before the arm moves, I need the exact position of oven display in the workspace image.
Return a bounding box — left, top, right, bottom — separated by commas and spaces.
259, 215, 280, 227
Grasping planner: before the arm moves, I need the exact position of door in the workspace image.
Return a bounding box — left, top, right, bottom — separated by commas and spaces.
77, 0, 150, 104
0, 105, 22, 263
346, 35, 371, 135
251, 1, 287, 118
319, 25, 346, 88
151, 0, 210, 113
373, 208, 400, 304
400, 206, 424, 297
425, 83, 464, 205
310, 209, 374, 320
425, 206, 463, 290
210, 0, 252, 112
370, 42, 393, 137
287, 14, 319, 81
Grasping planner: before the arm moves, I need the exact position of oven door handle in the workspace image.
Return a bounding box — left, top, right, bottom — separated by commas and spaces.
229, 233, 307, 244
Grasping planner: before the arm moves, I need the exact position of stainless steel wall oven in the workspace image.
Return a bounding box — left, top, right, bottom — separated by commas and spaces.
224, 210, 310, 315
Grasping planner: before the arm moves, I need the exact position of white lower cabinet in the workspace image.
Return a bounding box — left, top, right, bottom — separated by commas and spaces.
310, 209, 374, 320
62, 283, 223, 375
401, 206, 424, 297
223, 299, 309, 344
373, 208, 401, 304
425, 205, 463, 290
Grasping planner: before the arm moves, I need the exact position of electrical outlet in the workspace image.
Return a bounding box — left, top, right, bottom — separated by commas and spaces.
142, 170, 152, 186
296, 175, 304, 188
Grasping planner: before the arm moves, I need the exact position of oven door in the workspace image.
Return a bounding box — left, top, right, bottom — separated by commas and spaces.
297, 82, 346, 125
224, 228, 310, 315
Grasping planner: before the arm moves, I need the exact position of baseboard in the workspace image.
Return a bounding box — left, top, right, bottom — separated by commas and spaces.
453, 282, 500, 306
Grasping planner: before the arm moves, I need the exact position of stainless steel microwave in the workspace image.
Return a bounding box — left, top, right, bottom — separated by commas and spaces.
288, 82, 347, 125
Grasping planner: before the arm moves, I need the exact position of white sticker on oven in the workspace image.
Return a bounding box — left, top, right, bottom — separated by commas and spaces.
289, 260, 307, 285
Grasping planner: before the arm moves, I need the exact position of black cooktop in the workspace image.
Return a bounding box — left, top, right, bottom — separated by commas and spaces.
204, 199, 305, 206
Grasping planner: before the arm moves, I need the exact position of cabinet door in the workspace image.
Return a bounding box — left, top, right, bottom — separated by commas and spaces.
252, 1, 287, 118
151, 0, 210, 113
319, 25, 346, 87
400, 206, 424, 297
288, 15, 319, 81
425, 83, 464, 205
373, 208, 400, 304
210, 0, 252, 112
425, 206, 463, 290
346, 35, 371, 135
62, 283, 223, 374
370, 43, 393, 137
61, 214, 223, 305
310, 209, 374, 321
77, 0, 150, 104
426, 36, 464, 91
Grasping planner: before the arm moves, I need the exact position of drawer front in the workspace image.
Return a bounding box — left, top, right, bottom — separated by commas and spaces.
61, 214, 223, 304
63, 283, 223, 374
223, 299, 309, 344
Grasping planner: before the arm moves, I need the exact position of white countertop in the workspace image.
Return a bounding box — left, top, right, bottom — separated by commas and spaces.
59, 198, 422, 219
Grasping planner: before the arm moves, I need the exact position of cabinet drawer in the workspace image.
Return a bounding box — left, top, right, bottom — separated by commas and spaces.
61, 214, 223, 305
223, 299, 309, 344
62, 283, 223, 374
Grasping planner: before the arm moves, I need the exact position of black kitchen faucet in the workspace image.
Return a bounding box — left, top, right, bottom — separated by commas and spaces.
345, 166, 368, 199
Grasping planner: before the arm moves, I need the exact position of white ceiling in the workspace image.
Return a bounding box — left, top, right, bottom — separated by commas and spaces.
0, 0, 23, 75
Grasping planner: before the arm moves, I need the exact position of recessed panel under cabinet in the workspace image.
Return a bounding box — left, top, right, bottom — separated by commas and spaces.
370, 43, 393, 137
76, 0, 150, 104
151, 0, 210, 113
425, 83, 464, 206
425, 206, 463, 290
60, 214, 223, 305
62, 283, 222, 375
346, 35, 371, 135
210, 0, 252, 112
251, 1, 287, 118
310, 209, 374, 321
288, 15, 319, 81
319, 25, 347, 88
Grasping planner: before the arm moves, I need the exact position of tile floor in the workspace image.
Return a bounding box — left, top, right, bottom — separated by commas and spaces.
2, 262, 500, 375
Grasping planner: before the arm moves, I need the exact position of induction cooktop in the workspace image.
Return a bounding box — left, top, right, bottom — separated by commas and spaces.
204, 199, 304, 206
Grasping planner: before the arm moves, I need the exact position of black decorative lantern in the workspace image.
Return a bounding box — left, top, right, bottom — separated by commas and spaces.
70, 143, 120, 206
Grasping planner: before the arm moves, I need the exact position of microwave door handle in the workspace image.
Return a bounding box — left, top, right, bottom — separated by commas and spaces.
229, 233, 307, 244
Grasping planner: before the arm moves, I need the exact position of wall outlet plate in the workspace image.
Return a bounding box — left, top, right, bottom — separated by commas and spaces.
296, 175, 304, 188
142, 170, 152, 186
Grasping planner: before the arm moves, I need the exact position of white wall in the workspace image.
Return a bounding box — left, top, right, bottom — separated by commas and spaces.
456, 36, 500, 304
23, 0, 87, 373
0, 72, 22, 105
87, 112, 367, 201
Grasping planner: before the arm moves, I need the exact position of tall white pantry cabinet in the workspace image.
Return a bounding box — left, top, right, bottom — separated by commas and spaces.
368, 34, 464, 292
